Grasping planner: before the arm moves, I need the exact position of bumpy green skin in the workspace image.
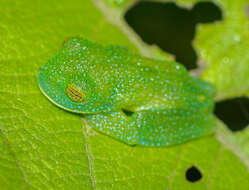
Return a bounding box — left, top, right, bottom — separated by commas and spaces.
39, 37, 216, 147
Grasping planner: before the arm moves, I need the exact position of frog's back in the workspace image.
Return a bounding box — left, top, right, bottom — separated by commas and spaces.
63, 37, 214, 113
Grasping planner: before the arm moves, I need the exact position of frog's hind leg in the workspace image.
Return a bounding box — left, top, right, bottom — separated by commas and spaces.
84, 111, 139, 145
84, 109, 216, 147
135, 109, 216, 147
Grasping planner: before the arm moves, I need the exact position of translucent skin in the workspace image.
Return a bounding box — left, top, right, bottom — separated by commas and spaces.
38, 37, 216, 147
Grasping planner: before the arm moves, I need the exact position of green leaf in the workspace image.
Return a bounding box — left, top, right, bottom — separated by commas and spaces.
0, 0, 248, 190
194, 0, 249, 100
102, 0, 133, 7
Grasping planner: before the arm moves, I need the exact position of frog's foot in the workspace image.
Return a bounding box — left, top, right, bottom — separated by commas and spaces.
84, 110, 139, 145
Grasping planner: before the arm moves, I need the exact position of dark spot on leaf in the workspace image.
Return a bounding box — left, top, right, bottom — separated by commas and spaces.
122, 108, 134, 116
186, 166, 202, 182
125, 1, 222, 70
215, 97, 249, 131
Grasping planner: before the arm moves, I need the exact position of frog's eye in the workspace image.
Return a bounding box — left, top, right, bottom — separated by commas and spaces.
66, 85, 84, 102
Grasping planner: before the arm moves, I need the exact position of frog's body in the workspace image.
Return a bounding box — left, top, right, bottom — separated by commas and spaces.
39, 37, 216, 146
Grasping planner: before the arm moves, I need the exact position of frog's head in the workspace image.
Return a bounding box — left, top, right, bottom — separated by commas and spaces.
38, 37, 113, 114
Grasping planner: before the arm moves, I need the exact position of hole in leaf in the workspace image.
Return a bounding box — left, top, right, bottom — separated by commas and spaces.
185, 166, 202, 182
125, 1, 222, 70
215, 97, 249, 131
122, 108, 135, 116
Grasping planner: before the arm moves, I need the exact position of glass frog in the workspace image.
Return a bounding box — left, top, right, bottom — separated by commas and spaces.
38, 37, 216, 147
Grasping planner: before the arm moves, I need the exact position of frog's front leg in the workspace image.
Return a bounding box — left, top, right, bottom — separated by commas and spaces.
84, 108, 216, 147
84, 110, 139, 145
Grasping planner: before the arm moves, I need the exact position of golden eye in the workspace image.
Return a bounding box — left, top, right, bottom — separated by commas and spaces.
66, 85, 84, 102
